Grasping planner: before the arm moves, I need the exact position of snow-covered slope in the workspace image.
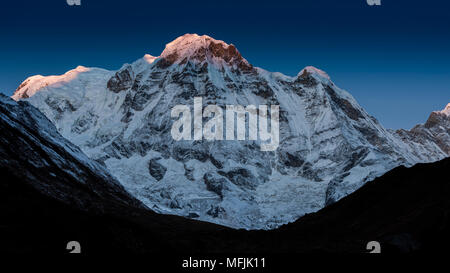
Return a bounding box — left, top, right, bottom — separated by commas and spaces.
11, 34, 449, 229
0, 94, 145, 211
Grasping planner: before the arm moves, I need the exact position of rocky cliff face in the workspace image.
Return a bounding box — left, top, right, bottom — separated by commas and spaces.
11, 34, 449, 229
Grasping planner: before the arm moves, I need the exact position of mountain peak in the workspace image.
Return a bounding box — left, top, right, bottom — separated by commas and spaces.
294, 66, 331, 87
158, 33, 251, 70
12, 66, 93, 100
298, 66, 330, 80
429, 103, 450, 119
424, 103, 450, 129
161, 34, 228, 57
440, 103, 450, 116
143, 54, 157, 64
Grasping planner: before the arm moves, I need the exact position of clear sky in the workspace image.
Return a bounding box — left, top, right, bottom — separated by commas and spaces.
0, 0, 448, 129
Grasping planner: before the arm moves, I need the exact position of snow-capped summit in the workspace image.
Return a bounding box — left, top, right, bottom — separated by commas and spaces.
11, 34, 449, 229
157, 33, 252, 70
161, 34, 233, 59
298, 66, 331, 81
12, 65, 107, 101
143, 54, 157, 63
393, 103, 450, 159
439, 103, 450, 116
162, 34, 224, 55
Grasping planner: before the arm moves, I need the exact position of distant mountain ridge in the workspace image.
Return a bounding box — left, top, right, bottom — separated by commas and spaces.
11, 34, 450, 229
392, 103, 450, 159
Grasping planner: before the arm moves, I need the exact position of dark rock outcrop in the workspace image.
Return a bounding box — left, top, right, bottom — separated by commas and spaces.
203, 172, 227, 198
107, 65, 134, 93
148, 158, 167, 181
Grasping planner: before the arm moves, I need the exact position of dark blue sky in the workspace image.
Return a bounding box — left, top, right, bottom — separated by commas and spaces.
1, 0, 449, 129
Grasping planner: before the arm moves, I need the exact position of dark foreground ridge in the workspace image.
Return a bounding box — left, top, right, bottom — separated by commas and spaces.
1, 95, 449, 254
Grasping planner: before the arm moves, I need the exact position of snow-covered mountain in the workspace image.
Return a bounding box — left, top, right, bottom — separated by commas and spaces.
0, 94, 145, 212
11, 34, 449, 229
